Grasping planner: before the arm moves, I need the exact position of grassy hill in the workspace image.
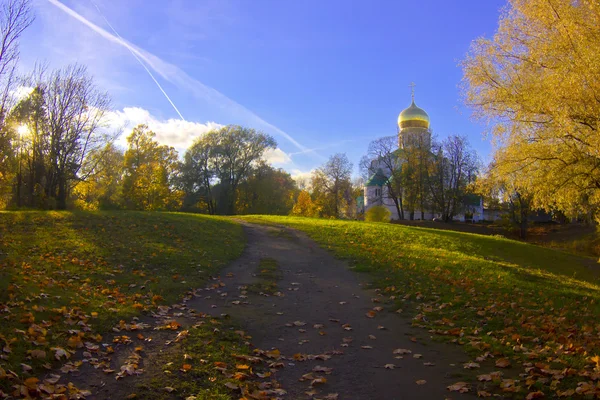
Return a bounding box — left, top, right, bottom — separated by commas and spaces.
0, 211, 245, 395
241, 215, 600, 397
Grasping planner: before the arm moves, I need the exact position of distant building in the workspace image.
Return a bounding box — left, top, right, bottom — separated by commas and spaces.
362, 88, 483, 221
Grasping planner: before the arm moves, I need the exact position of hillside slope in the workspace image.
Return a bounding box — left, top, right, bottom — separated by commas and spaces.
0, 211, 245, 393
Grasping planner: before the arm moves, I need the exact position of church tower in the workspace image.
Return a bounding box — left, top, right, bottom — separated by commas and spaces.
397, 83, 431, 150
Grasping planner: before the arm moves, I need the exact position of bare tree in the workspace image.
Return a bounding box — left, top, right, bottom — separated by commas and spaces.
39, 64, 111, 209
364, 136, 405, 219
314, 153, 353, 218
0, 0, 34, 123
428, 135, 479, 222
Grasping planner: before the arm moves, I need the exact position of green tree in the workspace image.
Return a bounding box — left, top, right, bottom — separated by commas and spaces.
180, 135, 216, 214
462, 0, 600, 221
236, 162, 297, 215
181, 125, 276, 215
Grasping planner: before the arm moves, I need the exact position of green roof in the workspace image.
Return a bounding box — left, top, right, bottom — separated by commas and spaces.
464, 193, 482, 207
365, 169, 388, 187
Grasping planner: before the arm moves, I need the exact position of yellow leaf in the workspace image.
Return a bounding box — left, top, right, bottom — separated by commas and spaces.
266, 349, 281, 359
24, 377, 39, 390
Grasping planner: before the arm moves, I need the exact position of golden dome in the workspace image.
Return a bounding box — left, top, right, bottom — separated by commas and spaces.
398, 101, 430, 129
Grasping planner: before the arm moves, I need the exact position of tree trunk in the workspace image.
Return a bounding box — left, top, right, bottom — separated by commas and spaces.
57, 175, 67, 210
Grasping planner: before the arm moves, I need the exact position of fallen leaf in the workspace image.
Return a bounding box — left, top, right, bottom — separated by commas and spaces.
495, 358, 511, 368
447, 382, 470, 393
310, 377, 327, 386
416, 380, 427, 385
181, 364, 192, 372
525, 392, 544, 399
312, 365, 333, 374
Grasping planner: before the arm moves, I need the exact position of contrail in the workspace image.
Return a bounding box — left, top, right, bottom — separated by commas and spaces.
288, 138, 359, 157
87, 0, 184, 120
45, 0, 321, 157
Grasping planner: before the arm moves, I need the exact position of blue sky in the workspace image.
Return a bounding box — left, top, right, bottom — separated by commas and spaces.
20, 0, 506, 178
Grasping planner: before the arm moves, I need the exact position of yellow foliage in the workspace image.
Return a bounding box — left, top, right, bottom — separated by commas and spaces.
463, 0, 600, 221
291, 190, 320, 217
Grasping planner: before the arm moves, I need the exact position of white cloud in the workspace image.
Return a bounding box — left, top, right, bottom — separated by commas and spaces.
263, 148, 292, 166
11, 86, 34, 100
290, 169, 316, 190
108, 108, 293, 169
107, 107, 222, 150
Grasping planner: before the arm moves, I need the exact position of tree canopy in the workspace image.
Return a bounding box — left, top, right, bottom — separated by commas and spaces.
462, 0, 600, 221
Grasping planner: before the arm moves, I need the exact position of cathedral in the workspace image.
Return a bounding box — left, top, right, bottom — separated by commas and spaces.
362, 88, 484, 221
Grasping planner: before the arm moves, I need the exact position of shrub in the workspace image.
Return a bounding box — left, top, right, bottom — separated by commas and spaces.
365, 205, 391, 222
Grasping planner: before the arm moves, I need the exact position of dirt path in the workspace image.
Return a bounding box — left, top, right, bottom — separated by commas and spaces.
188, 222, 474, 400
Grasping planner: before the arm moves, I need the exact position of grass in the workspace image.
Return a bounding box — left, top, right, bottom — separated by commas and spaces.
0, 211, 245, 392
135, 317, 253, 400
240, 215, 600, 397
247, 257, 281, 295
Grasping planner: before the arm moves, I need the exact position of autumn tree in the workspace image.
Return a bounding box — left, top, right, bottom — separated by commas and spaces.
291, 190, 320, 217
402, 136, 431, 220
122, 124, 181, 210
0, 0, 34, 205
4, 85, 47, 207
42, 65, 112, 209
462, 0, 600, 221
311, 153, 353, 218
1, 65, 112, 209
73, 142, 124, 210
476, 161, 531, 238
